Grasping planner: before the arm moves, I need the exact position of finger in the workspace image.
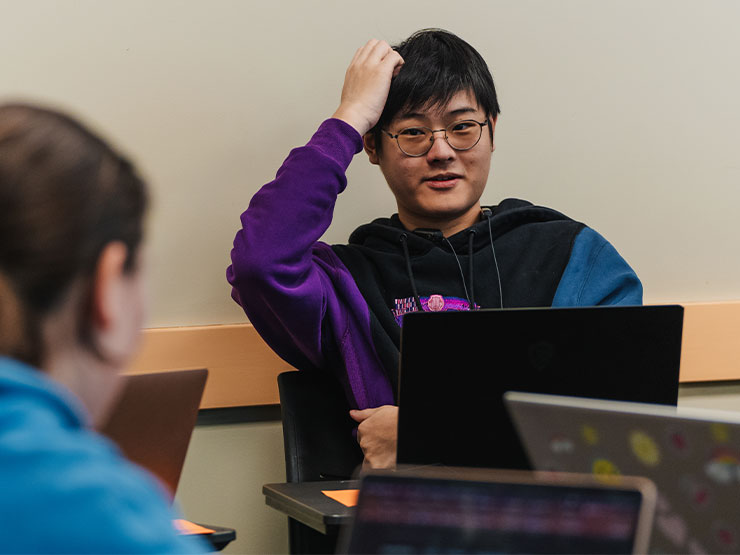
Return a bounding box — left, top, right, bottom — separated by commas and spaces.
381, 51, 404, 75
367, 39, 392, 62
349, 408, 376, 422
355, 38, 380, 64
349, 45, 364, 66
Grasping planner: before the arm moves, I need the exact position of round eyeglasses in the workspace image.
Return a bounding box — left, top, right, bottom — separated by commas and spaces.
383, 119, 489, 157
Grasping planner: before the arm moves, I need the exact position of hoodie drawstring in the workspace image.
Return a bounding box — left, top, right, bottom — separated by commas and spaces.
468, 229, 476, 308
401, 216, 502, 313
484, 210, 504, 309
400, 233, 424, 312
442, 236, 473, 310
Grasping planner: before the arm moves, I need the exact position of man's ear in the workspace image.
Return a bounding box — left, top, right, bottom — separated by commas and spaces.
363, 132, 381, 165
489, 116, 498, 153
91, 242, 128, 332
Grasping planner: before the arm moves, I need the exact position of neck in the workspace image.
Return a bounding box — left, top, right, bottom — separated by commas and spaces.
398, 205, 482, 237
41, 302, 123, 427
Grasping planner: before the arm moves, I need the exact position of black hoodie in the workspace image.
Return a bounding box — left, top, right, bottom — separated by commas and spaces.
332, 198, 585, 397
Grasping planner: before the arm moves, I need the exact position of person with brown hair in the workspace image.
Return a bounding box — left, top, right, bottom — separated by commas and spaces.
0, 103, 207, 553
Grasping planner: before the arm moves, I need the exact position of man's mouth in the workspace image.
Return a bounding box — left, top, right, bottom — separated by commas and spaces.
424, 173, 461, 188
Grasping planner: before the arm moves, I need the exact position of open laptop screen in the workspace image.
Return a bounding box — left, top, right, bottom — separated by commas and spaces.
342, 469, 655, 554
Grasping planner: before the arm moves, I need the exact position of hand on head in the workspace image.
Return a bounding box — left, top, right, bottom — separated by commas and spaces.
332, 39, 404, 136
349, 404, 398, 469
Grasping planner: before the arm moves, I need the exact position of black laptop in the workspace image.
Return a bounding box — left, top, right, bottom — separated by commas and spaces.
396, 305, 683, 469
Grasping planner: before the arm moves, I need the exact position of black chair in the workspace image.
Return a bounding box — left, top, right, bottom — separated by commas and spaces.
277, 370, 363, 554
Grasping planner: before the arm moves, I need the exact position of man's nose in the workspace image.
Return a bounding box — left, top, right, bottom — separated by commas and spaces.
426, 129, 455, 161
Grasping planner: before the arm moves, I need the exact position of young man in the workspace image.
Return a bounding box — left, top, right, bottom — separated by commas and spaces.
227, 30, 641, 468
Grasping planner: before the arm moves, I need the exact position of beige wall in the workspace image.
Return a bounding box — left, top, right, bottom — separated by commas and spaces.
5, 2, 740, 552
175, 420, 289, 554
3, 1, 740, 330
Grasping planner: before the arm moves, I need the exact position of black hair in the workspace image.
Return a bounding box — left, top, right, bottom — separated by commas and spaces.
372, 29, 500, 148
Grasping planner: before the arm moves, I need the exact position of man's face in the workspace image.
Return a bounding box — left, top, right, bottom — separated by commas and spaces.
365, 89, 496, 232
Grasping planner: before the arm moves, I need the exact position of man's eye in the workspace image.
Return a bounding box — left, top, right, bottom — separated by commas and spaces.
451, 121, 475, 132
400, 128, 427, 137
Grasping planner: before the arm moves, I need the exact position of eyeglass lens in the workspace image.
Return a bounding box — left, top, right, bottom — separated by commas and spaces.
396, 120, 484, 156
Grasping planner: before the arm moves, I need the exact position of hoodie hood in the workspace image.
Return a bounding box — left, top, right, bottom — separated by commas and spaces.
347, 198, 571, 255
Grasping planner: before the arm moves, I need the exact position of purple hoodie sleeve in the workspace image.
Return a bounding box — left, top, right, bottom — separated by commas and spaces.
227, 119, 394, 409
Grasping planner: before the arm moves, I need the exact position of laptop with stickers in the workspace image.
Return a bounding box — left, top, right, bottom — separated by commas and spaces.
396, 305, 683, 469
505, 391, 740, 554
339, 466, 656, 554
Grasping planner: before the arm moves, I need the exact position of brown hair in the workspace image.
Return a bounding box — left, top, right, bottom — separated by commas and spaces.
0, 103, 148, 367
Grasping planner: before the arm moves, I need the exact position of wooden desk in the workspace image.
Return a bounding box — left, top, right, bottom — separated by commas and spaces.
195, 524, 236, 551
262, 480, 357, 534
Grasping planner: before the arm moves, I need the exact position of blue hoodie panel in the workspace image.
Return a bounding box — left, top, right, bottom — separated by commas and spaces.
552, 227, 643, 307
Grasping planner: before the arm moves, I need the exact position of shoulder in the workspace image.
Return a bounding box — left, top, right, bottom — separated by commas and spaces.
487, 198, 584, 238
553, 226, 643, 306
0, 399, 205, 553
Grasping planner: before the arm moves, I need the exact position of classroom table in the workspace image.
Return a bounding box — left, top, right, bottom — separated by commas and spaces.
200, 525, 237, 551
262, 480, 358, 534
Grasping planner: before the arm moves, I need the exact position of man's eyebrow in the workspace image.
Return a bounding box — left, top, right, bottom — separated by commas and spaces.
448, 107, 478, 116
396, 110, 426, 120
396, 106, 480, 122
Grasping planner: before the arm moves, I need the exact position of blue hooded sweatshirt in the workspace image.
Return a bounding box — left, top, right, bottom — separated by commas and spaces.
0, 357, 208, 554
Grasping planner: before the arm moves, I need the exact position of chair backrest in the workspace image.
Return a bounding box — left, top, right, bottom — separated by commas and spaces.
278, 370, 363, 482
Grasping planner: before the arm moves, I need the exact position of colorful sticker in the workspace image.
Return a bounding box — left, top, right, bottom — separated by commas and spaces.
705, 447, 740, 485
713, 521, 737, 549
581, 424, 599, 445
667, 429, 689, 454
710, 423, 730, 444
549, 435, 575, 454
629, 430, 661, 466
679, 475, 711, 510
592, 458, 620, 476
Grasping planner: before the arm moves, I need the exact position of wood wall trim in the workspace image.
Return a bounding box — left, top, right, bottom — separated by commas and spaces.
126, 324, 293, 409
126, 302, 740, 408
680, 301, 740, 382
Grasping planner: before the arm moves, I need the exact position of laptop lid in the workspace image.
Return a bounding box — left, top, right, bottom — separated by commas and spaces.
340, 466, 656, 554
397, 305, 683, 469
97, 368, 208, 500
505, 391, 740, 554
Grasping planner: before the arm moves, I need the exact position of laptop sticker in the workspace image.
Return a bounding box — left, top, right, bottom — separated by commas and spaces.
713, 521, 737, 550
679, 475, 711, 510
710, 423, 730, 443
580, 424, 599, 445
592, 458, 619, 475
704, 447, 740, 485
667, 428, 690, 456
629, 430, 661, 466
549, 435, 574, 454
